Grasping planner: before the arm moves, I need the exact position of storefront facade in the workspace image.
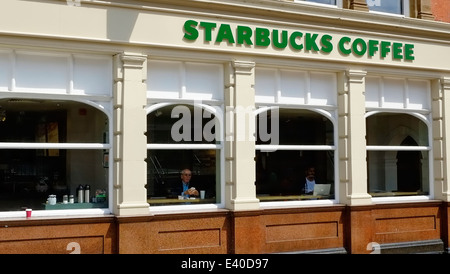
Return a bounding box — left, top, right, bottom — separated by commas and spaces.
0, 0, 449, 254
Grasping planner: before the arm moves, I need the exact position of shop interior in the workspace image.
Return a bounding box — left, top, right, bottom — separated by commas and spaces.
366, 112, 430, 196
0, 99, 109, 211
255, 108, 335, 201
146, 104, 220, 205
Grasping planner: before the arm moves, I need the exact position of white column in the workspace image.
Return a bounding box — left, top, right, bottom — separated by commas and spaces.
224, 61, 260, 211
113, 52, 149, 215
433, 77, 450, 201
338, 70, 372, 206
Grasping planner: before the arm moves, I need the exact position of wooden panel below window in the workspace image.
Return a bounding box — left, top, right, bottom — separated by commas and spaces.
260, 207, 345, 253
116, 211, 230, 254
373, 205, 441, 244
0, 236, 104, 254
0, 216, 116, 254
266, 221, 339, 242
158, 228, 222, 251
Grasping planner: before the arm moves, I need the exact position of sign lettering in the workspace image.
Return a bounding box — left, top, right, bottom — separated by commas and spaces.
183, 19, 415, 61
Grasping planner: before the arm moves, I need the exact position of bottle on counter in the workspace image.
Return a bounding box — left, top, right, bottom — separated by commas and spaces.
84, 184, 90, 203
77, 184, 84, 203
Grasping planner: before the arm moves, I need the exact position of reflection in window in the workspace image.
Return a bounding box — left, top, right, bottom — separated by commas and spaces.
297, 0, 337, 5
0, 99, 109, 211
366, 0, 406, 15
147, 104, 217, 145
306, 0, 336, 4
146, 104, 221, 206
255, 108, 335, 201
367, 113, 430, 197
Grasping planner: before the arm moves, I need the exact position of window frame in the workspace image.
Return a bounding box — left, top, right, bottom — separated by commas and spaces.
145, 58, 226, 212
254, 65, 339, 208
366, 0, 410, 17
294, 0, 343, 8
255, 106, 338, 208
365, 75, 433, 202
145, 102, 225, 212
0, 95, 113, 218
366, 110, 433, 203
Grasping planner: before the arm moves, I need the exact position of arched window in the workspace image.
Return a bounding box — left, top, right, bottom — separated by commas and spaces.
366, 113, 430, 197
146, 103, 223, 207
0, 98, 110, 212
255, 108, 335, 202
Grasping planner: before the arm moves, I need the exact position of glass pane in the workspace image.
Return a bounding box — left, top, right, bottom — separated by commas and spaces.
366, 0, 402, 14
0, 99, 108, 143
147, 104, 218, 144
256, 108, 334, 146
305, 0, 336, 5
368, 150, 429, 196
255, 150, 335, 201
0, 149, 108, 211
147, 149, 220, 205
366, 113, 428, 146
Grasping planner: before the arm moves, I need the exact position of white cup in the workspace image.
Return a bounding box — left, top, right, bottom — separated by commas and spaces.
48, 195, 56, 205
200, 190, 205, 199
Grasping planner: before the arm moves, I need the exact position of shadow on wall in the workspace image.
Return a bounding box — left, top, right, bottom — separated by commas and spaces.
107, 6, 139, 43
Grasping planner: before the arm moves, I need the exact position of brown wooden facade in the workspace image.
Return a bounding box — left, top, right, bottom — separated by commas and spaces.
0, 201, 447, 254
0, 0, 449, 255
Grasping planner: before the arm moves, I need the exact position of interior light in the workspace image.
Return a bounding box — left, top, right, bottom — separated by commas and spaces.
0, 108, 6, 122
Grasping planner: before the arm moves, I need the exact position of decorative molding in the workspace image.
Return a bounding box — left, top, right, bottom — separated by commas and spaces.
343, 0, 368, 11
441, 77, 450, 89
120, 53, 147, 70
416, 0, 434, 20
346, 70, 367, 84
232, 60, 255, 75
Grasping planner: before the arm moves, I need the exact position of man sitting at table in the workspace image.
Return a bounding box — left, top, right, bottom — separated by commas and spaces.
179, 169, 199, 198
301, 166, 316, 195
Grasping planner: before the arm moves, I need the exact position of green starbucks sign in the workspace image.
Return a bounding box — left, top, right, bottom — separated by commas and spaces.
183, 20, 415, 61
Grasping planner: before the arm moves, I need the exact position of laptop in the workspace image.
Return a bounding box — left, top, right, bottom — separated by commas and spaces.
313, 184, 331, 196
